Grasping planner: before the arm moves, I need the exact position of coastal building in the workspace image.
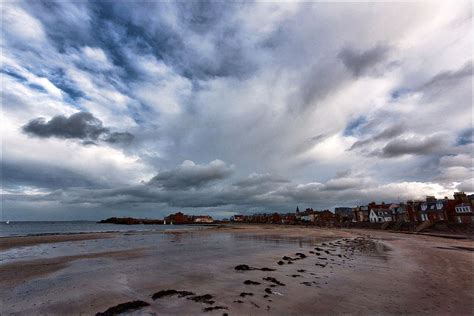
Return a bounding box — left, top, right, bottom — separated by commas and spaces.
454, 203, 473, 223
369, 203, 392, 223
352, 205, 369, 222
271, 213, 282, 224
334, 207, 353, 222
300, 208, 317, 222
281, 213, 297, 225
165, 212, 189, 224
193, 215, 214, 223
420, 196, 453, 222
231, 215, 244, 222
406, 200, 422, 222
315, 210, 336, 226
391, 204, 409, 222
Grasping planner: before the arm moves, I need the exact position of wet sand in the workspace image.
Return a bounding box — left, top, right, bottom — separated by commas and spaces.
0, 225, 473, 315
0, 232, 117, 251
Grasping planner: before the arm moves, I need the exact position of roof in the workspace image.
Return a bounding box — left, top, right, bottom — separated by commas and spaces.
370, 209, 391, 217
421, 200, 447, 212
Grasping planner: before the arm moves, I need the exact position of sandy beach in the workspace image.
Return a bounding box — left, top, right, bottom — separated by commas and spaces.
1, 224, 473, 315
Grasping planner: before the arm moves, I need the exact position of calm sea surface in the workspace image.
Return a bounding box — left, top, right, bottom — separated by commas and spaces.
0, 221, 204, 237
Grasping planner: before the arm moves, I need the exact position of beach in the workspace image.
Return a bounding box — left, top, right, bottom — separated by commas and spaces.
1, 224, 473, 315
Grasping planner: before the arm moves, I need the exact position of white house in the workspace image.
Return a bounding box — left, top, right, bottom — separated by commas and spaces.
369, 209, 392, 223
454, 203, 472, 223
455, 203, 472, 214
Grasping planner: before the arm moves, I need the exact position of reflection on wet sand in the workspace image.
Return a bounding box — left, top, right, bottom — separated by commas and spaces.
231, 232, 336, 247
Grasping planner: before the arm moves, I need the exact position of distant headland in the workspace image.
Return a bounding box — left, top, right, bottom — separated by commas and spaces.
98, 212, 215, 225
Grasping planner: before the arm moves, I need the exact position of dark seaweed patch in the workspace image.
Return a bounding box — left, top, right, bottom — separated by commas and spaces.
152, 290, 195, 300
203, 306, 228, 312
96, 300, 150, 316
244, 280, 261, 285
188, 294, 215, 305
260, 267, 276, 271
240, 292, 254, 297
235, 264, 275, 272
263, 277, 285, 286
235, 264, 251, 271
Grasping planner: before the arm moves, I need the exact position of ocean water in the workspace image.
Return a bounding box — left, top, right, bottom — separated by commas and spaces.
0, 221, 204, 237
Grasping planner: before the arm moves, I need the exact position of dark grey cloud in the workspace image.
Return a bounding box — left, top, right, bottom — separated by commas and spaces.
1, 160, 99, 190
105, 132, 135, 144
148, 160, 234, 190
421, 62, 472, 91
22, 112, 134, 145
233, 173, 290, 188
389, 62, 472, 100
381, 136, 443, 157
338, 44, 390, 77
349, 124, 405, 150
23, 112, 107, 140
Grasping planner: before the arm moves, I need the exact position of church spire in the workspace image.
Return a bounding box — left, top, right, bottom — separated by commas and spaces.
296, 205, 300, 213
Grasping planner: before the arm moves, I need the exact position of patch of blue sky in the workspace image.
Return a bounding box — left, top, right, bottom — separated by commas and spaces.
27, 83, 48, 93
1, 67, 28, 82
343, 116, 367, 137
390, 88, 411, 100
456, 128, 473, 146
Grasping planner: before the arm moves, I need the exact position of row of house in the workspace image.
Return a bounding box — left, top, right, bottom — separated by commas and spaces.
231, 206, 339, 225
356, 192, 474, 224
230, 192, 474, 226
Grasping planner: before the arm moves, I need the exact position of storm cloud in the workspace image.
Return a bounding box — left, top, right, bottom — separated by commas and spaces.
148, 160, 234, 190
22, 112, 134, 145
23, 112, 107, 140
338, 44, 391, 77
381, 136, 445, 158
349, 124, 405, 151
421, 62, 473, 91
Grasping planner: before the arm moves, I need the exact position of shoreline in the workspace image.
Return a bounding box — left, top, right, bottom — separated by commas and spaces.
0, 232, 119, 251
0, 222, 471, 250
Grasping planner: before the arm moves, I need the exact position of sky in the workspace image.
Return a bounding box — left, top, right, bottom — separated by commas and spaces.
1, 1, 472, 220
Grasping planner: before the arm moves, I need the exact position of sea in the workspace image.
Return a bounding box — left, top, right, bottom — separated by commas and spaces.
0, 221, 203, 237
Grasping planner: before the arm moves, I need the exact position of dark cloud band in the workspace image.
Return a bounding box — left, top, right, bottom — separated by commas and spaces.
23, 112, 134, 145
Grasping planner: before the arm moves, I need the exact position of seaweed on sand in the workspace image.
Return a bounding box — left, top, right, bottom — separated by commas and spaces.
244, 280, 261, 285
240, 292, 254, 297
96, 300, 150, 316
235, 264, 276, 271
263, 277, 285, 286
188, 294, 215, 305
152, 290, 195, 300
203, 306, 228, 312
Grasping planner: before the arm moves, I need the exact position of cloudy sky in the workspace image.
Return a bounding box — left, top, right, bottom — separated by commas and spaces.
1, 1, 472, 220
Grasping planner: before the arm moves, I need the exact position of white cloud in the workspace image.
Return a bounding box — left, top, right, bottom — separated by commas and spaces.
2, 4, 47, 45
